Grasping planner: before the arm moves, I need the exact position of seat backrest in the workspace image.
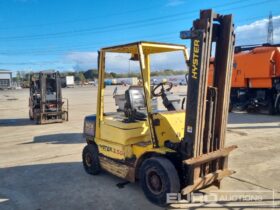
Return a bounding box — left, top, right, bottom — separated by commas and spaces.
46, 93, 57, 101
126, 87, 145, 110
124, 86, 147, 121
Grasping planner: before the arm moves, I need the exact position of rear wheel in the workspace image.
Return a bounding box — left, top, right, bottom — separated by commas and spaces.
82, 144, 101, 175
140, 157, 180, 206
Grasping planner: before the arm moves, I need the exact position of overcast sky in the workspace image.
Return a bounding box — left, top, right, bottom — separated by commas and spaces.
0, 0, 279, 73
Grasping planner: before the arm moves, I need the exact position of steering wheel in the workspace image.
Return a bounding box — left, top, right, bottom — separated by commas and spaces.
152, 82, 173, 97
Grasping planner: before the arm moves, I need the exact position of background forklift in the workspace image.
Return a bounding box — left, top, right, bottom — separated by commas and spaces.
82, 10, 236, 206
29, 71, 69, 124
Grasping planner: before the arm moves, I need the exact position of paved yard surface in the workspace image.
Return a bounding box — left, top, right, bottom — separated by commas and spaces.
0, 86, 279, 210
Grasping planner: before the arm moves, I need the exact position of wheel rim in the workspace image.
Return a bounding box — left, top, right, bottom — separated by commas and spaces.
85, 153, 92, 167
146, 169, 163, 195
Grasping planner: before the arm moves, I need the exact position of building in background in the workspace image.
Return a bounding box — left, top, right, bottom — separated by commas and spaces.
0, 70, 12, 89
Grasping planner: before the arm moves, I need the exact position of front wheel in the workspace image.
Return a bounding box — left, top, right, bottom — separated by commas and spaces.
140, 157, 180, 206
82, 144, 101, 175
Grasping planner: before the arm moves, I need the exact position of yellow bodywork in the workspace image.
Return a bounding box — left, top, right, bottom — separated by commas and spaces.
96, 115, 150, 159
94, 41, 188, 161
153, 111, 185, 147
95, 111, 186, 160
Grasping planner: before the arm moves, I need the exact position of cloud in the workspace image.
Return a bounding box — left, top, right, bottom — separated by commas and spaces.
65, 52, 139, 72
236, 16, 280, 45
66, 52, 98, 71
165, 0, 185, 7
65, 51, 188, 72
150, 51, 187, 71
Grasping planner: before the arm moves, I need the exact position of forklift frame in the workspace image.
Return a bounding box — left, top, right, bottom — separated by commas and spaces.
95, 42, 188, 147
29, 71, 69, 124
82, 9, 237, 206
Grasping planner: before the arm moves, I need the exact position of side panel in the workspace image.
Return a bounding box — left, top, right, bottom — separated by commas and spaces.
95, 138, 132, 160
99, 122, 150, 146
95, 117, 150, 160
274, 48, 280, 77
231, 56, 247, 88
243, 51, 273, 78
132, 144, 174, 159
153, 111, 185, 147
209, 47, 280, 89
249, 78, 272, 88
209, 58, 248, 88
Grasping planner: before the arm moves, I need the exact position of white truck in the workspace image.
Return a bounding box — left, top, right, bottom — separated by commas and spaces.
151, 75, 188, 86
166, 75, 188, 86
65, 76, 75, 88
116, 77, 138, 85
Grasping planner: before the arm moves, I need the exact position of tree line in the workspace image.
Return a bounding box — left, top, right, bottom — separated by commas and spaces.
74, 69, 188, 80
13, 69, 188, 85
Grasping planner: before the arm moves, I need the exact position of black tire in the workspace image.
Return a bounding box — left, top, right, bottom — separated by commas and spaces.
140, 157, 180, 206
82, 144, 101, 175
276, 98, 280, 114
246, 106, 256, 114
268, 99, 276, 115
275, 98, 280, 114
228, 101, 233, 113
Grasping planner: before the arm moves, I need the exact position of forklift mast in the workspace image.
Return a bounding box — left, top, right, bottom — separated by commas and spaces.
39, 71, 63, 114
180, 10, 237, 193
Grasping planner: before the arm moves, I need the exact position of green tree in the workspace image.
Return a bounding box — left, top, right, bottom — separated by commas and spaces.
84, 69, 98, 79
79, 72, 86, 82
110, 72, 117, 78
16, 71, 21, 83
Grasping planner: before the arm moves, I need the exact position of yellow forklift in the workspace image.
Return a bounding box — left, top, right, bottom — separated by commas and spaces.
82, 10, 237, 206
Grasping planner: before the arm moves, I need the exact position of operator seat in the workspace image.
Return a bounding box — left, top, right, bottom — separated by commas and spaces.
124, 86, 147, 122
